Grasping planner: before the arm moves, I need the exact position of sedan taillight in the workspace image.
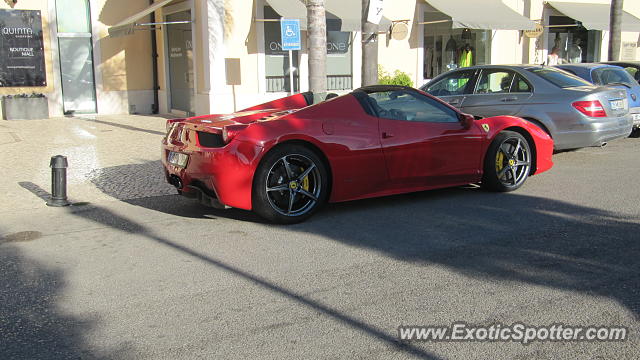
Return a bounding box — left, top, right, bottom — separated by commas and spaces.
572, 100, 607, 117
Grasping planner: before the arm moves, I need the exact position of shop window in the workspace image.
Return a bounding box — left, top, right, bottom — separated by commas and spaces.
263, 7, 353, 92
264, 6, 299, 93
56, 0, 91, 33
326, 18, 352, 91
546, 16, 601, 64
423, 10, 491, 79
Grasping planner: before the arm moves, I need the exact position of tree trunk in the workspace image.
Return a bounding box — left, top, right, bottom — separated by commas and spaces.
609, 0, 624, 61
362, 0, 378, 86
307, 0, 327, 96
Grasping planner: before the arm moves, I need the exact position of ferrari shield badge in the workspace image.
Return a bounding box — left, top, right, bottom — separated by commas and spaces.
482, 124, 490, 132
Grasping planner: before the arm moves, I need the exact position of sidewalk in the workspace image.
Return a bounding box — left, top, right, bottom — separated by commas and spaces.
0, 114, 177, 214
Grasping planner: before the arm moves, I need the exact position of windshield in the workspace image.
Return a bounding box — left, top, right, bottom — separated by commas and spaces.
526, 67, 592, 88
592, 67, 637, 87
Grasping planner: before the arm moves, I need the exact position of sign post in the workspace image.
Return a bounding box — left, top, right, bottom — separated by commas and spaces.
280, 18, 301, 95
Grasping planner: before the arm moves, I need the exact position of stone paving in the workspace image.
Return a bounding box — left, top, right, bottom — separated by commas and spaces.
0, 115, 177, 213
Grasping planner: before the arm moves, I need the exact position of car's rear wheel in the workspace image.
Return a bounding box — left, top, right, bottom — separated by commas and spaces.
482, 131, 531, 192
253, 144, 328, 224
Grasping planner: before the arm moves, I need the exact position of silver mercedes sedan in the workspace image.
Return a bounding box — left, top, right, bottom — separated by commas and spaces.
420, 65, 633, 150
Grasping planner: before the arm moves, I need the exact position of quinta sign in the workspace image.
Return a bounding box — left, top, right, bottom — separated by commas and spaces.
0, 9, 46, 87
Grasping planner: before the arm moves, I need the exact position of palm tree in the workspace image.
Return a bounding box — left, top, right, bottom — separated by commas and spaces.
307, 0, 327, 96
609, 0, 623, 60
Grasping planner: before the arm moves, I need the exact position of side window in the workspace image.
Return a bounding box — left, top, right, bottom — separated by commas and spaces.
624, 67, 640, 82
511, 74, 532, 93
368, 90, 459, 123
475, 70, 515, 94
425, 70, 475, 96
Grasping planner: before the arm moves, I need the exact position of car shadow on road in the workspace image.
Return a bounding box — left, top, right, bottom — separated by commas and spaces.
89, 160, 265, 222
293, 187, 640, 320
0, 244, 129, 359
88, 161, 639, 322
64, 202, 443, 359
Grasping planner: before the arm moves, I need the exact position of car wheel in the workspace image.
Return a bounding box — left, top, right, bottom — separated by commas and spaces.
482, 131, 532, 192
253, 144, 329, 224
630, 128, 640, 138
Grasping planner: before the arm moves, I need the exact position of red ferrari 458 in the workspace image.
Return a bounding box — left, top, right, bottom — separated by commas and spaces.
162, 85, 553, 223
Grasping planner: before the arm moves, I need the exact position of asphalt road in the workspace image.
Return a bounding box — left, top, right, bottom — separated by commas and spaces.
1, 137, 639, 359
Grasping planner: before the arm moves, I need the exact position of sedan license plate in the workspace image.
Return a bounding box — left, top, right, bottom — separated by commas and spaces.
610, 99, 625, 111
168, 151, 189, 168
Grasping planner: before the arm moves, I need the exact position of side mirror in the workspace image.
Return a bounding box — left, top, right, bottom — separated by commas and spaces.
459, 113, 475, 129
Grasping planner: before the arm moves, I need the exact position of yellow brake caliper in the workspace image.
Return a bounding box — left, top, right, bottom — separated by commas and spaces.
495, 151, 505, 172
300, 167, 310, 191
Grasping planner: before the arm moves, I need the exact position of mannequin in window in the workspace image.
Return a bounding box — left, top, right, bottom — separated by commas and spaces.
445, 36, 458, 70
424, 47, 434, 78
547, 46, 561, 65
568, 38, 583, 63
459, 43, 474, 68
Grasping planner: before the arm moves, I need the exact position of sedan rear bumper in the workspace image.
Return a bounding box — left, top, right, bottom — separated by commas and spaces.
630, 107, 640, 129
554, 115, 633, 149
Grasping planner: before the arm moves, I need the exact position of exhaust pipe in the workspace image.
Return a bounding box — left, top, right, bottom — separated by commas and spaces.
169, 175, 183, 189
600, 142, 608, 148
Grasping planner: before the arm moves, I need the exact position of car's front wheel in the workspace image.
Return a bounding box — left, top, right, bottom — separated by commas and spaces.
482, 131, 532, 192
252, 144, 329, 224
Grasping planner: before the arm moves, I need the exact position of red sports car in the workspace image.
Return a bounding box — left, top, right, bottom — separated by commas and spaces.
162, 85, 553, 223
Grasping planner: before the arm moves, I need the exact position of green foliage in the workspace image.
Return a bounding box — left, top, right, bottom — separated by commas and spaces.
378, 66, 414, 87
3, 93, 46, 99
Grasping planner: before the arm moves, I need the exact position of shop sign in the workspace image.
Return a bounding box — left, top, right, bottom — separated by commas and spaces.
621, 42, 637, 61
367, 0, 384, 25
0, 9, 46, 87
524, 24, 544, 39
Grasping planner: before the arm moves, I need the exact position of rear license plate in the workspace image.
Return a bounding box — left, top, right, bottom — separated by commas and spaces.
632, 113, 640, 123
610, 99, 625, 110
168, 151, 189, 168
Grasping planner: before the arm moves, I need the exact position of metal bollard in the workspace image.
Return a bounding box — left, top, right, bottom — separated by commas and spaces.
46, 155, 70, 207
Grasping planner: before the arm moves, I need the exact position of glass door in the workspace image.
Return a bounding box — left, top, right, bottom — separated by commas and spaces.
56, 0, 97, 114
166, 10, 194, 115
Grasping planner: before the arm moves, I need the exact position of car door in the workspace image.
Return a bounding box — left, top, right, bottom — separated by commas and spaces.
369, 89, 484, 188
460, 69, 533, 117
423, 69, 477, 109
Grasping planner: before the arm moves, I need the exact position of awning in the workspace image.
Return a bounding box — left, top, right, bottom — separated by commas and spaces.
547, 1, 640, 32
423, 0, 536, 30
108, 0, 174, 38
266, 0, 392, 32
266, 0, 308, 29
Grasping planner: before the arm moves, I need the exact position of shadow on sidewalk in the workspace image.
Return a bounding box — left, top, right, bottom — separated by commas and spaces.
0, 245, 129, 359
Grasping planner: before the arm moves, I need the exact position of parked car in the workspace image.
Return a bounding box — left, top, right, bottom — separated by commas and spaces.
556, 63, 640, 135
162, 86, 553, 223
420, 65, 633, 150
599, 61, 640, 83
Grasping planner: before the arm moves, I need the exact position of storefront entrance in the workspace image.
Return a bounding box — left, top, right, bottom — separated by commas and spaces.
56, 0, 97, 114
166, 10, 194, 116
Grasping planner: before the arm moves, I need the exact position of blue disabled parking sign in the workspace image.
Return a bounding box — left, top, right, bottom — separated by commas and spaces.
280, 18, 301, 51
